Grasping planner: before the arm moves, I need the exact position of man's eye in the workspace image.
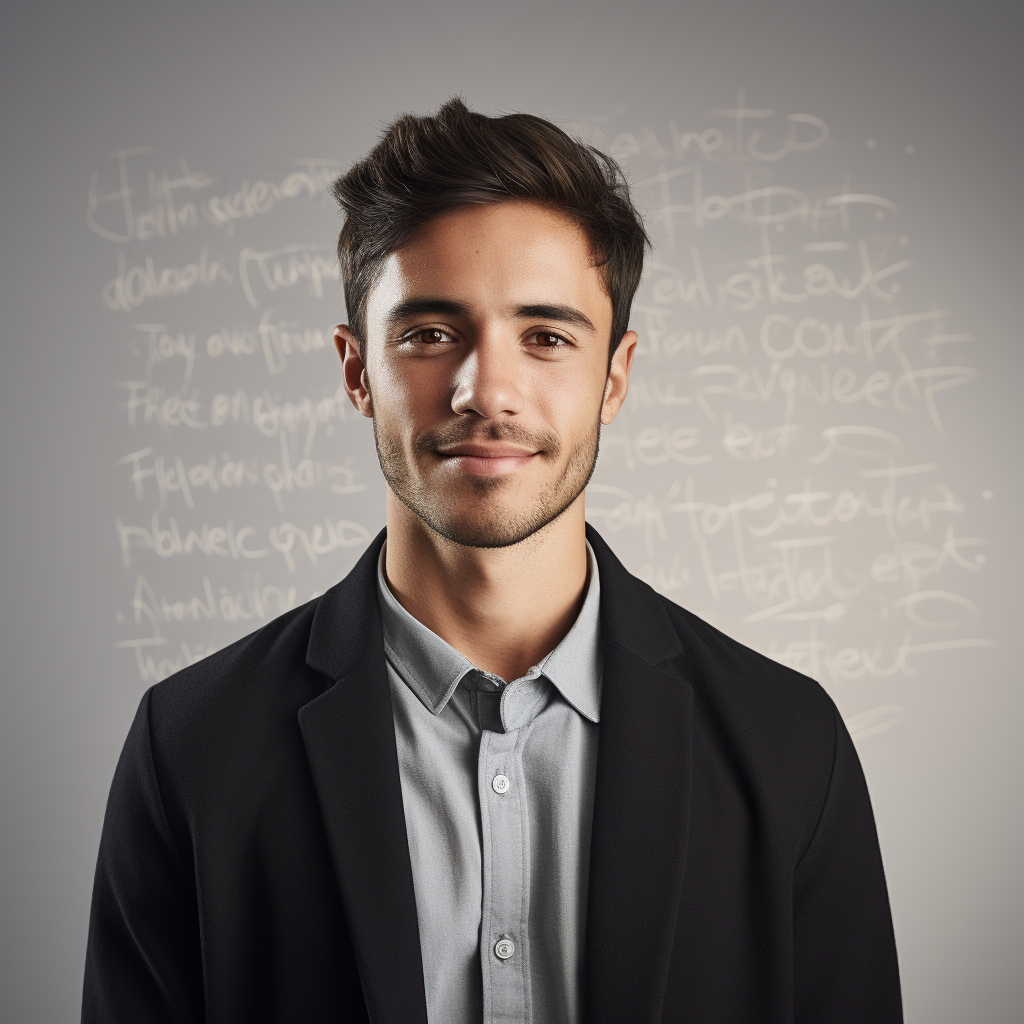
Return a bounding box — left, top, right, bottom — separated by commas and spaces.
534, 332, 570, 348
408, 328, 453, 345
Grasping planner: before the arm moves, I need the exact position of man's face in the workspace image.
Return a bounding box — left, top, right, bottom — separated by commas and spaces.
338, 201, 635, 548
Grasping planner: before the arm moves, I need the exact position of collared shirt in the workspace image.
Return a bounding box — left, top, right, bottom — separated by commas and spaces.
376, 543, 602, 1024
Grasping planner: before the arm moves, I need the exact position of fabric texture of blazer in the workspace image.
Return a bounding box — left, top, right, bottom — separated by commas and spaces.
83, 525, 902, 1023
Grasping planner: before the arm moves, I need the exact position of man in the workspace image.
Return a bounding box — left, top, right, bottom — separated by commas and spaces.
83, 99, 902, 1023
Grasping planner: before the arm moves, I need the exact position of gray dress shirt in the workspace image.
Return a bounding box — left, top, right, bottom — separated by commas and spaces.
376, 544, 602, 1024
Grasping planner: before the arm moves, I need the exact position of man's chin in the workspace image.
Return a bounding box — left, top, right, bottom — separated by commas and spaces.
418, 509, 552, 550
394, 484, 574, 549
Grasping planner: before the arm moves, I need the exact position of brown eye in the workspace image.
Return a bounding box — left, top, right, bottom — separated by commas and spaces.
535, 332, 567, 348
409, 328, 451, 345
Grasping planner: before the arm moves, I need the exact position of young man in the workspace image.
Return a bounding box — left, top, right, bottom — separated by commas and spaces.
83, 99, 902, 1023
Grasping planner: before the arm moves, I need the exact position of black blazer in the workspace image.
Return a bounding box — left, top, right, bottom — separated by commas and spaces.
83, 526, 902, 1023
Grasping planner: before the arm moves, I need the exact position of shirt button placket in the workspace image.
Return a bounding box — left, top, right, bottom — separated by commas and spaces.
479, 727, 528, 1022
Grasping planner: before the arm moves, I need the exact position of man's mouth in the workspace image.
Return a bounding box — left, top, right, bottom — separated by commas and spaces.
435, 442, 539, 477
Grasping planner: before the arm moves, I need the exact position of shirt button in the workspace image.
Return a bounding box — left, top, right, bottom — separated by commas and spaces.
491, 774, 510, 794
494, 938, 516, 960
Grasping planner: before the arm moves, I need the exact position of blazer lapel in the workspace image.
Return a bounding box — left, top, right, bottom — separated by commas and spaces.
584, 526, 695, 1023
299, 529, 428, 1024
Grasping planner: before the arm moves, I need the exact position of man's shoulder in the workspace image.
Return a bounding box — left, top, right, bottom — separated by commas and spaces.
145, 535, 387, 742
658, 592, 830, 707
145, 595, 331, 743
588, 524, 837, 744
653, 588, 840, 782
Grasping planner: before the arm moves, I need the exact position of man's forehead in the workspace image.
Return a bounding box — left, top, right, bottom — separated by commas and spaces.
366, 203, 610, 325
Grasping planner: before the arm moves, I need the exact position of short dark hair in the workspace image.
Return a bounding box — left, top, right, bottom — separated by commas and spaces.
332, 97, 650, 363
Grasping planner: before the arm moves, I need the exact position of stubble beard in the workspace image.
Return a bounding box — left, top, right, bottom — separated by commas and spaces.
372, 413, 602, 549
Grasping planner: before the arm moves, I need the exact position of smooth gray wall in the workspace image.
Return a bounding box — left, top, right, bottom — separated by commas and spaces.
2, 1, 1021, 1020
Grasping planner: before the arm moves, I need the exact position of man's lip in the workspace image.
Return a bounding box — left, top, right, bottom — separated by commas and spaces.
437, 443, 538, 458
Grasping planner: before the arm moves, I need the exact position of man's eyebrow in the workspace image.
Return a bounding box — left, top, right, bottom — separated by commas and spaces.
383, 298, 597, 335
512, 303, 596, 333
384, 297, 473, 329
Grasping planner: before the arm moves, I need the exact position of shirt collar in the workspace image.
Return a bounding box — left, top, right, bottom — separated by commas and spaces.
533, 547, 602, 722
376, 541, 602, 724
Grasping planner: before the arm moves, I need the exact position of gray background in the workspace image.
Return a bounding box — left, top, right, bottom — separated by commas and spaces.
2, 1, 1022, 1020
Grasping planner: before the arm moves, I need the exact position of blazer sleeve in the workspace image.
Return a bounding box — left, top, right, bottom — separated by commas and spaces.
82, 687, 205, 1023
793, 706, 903, 1023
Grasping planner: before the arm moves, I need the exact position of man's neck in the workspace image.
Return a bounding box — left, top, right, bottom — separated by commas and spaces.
382, 490, 590, 682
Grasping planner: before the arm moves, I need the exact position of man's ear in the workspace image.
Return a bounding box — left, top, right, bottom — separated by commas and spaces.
601, 330, 638, 424
334, 325, 374, 418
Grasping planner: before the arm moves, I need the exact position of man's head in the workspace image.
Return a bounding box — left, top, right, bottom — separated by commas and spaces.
332, 99, 649, 548
333, 97, 649, 364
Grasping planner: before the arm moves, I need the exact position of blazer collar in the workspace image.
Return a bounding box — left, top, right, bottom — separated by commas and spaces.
586, 523, 685, 665
584, 523, 694, 1023
305, 527, 389, 682
300, 528, 428, 1024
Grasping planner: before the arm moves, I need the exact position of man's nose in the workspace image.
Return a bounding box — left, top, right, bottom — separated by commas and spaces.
450, 334, 525, 419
